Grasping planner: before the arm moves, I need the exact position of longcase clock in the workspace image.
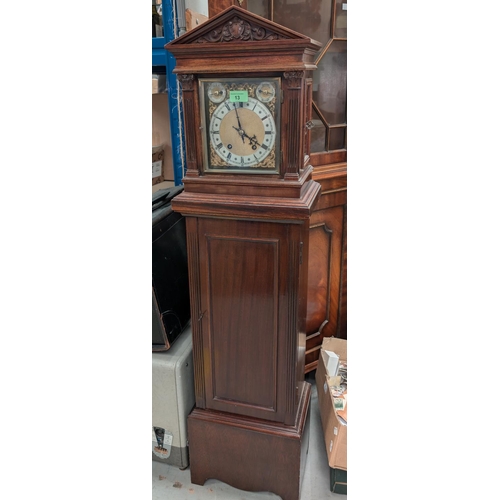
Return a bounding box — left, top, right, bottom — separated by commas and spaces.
166, 7, 321, 500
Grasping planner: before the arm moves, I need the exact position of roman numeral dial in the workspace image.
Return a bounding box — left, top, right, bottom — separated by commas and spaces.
208, 96, 277, 168
201, 78, 280, 172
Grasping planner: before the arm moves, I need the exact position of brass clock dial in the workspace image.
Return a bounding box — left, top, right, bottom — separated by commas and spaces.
207, 82, 226, 103
256, 82, 276, 103
200, 78, 281, 174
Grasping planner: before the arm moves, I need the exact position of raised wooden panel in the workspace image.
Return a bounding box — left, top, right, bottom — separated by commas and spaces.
306, 223, 332, 335
196, 217, 297, 423
307, 205, 344, 339
207, 235, 279, 411
305, 165, 347, 373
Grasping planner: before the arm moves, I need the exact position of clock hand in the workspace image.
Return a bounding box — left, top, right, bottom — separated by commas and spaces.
241, 131, 262, 148
232, 125, 247, 143
233, 125, 262, 149
234, 106, 245, 143
231, 126, 263, 149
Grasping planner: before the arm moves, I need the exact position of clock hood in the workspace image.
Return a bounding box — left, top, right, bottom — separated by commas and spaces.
165, 5, 321, 74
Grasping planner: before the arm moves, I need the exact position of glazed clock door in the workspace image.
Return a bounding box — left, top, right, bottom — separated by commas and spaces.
199, 77, 281, 174
196, 217, 299, 424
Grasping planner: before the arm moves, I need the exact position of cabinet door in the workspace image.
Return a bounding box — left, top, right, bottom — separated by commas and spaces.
305, 176, 347, 372
196, 218, 299, 423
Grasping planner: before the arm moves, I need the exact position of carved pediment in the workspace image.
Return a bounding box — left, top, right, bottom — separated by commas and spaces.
168, 5, 310, 46
195, 14, 287, 43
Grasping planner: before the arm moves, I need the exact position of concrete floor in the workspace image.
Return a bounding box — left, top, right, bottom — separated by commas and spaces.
152, 372, 345, 500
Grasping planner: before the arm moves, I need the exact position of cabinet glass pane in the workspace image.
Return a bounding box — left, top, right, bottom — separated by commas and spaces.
247, 0, 269, 20
313, 41, 346, 125
152, 0, 164, 38
335, 0, 347, 38
247, 1, 348, 161
328, 127, 345, 150
273, 0, 333, 48
310, 109, 327, 153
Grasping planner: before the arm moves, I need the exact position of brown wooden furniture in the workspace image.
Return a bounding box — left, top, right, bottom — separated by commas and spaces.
236, 1, 348, 372
208, 0, 247, 18
305, 163, 347, 372
166, 6, 321, 499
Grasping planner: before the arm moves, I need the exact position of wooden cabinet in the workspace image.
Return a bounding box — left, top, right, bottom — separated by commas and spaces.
190, 216, 311, 425
305, 163, 347, 373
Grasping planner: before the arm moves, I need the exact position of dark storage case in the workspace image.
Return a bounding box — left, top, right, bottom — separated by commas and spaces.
152, 186, 191, 351
330, 468, 347, 495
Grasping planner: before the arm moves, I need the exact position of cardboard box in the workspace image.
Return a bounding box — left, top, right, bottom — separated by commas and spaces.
152, 93, 171, 147
315, 337, 347, 494
152, 93, 174, 183
152, 143, 174, 185
152, 145, 165, 186
152, 74, 166, 94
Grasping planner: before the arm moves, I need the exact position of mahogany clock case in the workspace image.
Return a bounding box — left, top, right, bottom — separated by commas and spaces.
165, 6, 323, 500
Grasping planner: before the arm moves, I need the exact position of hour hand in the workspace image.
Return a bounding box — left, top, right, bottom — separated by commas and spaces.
232, 125, 246, 143
242, 131, 261, 149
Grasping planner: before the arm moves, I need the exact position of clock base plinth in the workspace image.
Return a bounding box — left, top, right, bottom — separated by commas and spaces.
187, 382, 311, 500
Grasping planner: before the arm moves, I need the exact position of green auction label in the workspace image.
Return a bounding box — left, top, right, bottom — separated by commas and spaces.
229, 91, 248, 102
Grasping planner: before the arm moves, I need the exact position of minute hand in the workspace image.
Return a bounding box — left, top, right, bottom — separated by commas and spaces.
234, 106, 245, 143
